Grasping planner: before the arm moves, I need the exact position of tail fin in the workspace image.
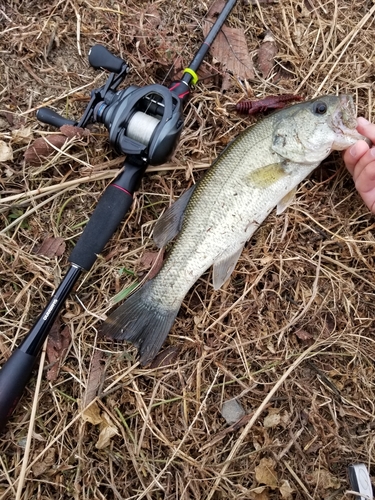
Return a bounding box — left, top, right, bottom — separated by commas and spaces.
101, 280, 180, 365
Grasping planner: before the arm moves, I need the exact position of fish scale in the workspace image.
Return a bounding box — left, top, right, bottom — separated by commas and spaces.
102, 94, 364, 364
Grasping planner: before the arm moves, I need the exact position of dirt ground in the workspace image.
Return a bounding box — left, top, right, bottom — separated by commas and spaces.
1, 0, 375, 499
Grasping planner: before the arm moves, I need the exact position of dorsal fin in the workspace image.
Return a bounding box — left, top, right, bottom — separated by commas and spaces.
153, 184, 196, 248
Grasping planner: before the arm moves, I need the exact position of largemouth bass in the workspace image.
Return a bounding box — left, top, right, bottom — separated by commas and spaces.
102, 95, 364, 364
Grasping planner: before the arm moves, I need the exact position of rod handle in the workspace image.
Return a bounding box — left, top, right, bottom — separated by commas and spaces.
69, 161, 146, 270
0, 349, 37, 431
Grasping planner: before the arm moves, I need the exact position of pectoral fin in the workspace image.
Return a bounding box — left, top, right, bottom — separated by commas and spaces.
212, 244, 245, 290
247, 163, 287, 188
276, 187, 297, 214
153, 184, 196, 248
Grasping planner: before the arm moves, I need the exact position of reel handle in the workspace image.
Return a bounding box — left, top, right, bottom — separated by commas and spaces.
36, 107, 77, 128
89, 45, 128, 74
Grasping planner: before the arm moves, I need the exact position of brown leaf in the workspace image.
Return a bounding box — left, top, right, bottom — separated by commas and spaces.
46, 324, 71, 381
144, 5, 161, 29
204, 22, 254, 80
34, 236, 66, 258
82, 401, 102, 425
96, 412, 119, 449
255, 457, 278, 489
60, 124, 89, 139
203, 0, 254, 81
249, 488, 270, 500
310, 469, 341, 490
149, 345, 180, 369
32, 448, 56, 477
83, 349, 105, 407
295, 329, 313, 341
138, 249, 165, 279
24, 134, 68, 165
11, 126, 33, 144
0, 141, 13, 162
257, 31, 278, 78
279, 480, 294, 499
263, 411, 281, 429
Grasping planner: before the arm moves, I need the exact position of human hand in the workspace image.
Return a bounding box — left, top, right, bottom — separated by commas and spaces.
343, 116, 375, 213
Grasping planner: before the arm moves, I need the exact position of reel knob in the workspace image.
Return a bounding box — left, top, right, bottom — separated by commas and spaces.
88, 45, 128, 74
36, 107, 77, 128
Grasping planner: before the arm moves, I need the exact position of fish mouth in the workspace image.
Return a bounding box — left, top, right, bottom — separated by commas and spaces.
331, 95, 365, 142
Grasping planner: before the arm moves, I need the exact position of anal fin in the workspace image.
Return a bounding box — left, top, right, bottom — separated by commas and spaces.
212, 244, 245, 290
276, 187, 297, 215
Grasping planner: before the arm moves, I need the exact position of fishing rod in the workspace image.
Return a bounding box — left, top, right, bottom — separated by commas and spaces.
0, 0, 238, 430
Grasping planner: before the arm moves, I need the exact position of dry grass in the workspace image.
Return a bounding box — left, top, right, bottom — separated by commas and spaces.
1, 0, 375, 499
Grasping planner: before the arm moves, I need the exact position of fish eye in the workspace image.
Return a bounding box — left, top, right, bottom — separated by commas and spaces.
313, 102, 327, 115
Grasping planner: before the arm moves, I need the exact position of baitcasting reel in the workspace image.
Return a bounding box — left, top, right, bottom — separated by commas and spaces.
37, 44, 186, 165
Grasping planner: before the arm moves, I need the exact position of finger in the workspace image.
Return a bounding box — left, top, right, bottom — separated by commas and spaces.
343, 140, 369, 176
354, 159, 375, 213
349, 147, 375, 185
356, 117, 375, 144
350, 146, 375, 184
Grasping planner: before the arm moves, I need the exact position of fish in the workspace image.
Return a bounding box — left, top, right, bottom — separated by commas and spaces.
101, 94, 364, 365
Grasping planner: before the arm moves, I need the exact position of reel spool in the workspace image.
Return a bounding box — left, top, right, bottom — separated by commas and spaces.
94, 84, 184, 166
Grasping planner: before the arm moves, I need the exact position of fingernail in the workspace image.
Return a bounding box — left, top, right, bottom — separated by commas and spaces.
370, 147, 375, 158
350, 145, 357, 157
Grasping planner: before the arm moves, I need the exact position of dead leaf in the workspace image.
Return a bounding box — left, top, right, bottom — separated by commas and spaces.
263, 411, 281, 429
144, 5, 161, 29
255, 457, 278, 489
82, 401, 102, 425
60, 124, 89, 139
83, 349, 105, 407
149, 345, 180, 369
24, 134, 68, 165
249, 487, 270, 500
279, 479, 294, 499
0, 141, 13, 162
32, 448, 56, 477
138, 249, 165, 279
96, 412, 119, 449
203, 0, 254, 82
295, 329, 313, 341
310, 469, 341, 490
203, 22, 254, 80
257, 31, 278, 78
46, 324, 71, 381
34, 236, 66, 258
11, 126, 33, 144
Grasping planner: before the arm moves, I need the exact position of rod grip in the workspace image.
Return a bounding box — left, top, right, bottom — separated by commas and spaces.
69, 185, 133, 271
0, 349, 37, 431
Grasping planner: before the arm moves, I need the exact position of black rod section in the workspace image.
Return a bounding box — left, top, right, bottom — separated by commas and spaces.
181, 0, 237, 86
0, 264, 82, 429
